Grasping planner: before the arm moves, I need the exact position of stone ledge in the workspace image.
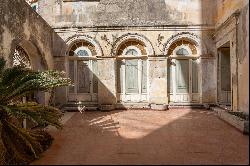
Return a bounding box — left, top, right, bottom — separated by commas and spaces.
115, 103, 150, 110
99, 104, 115, 111
211, 107, 249, 135
150, 104, 168, 111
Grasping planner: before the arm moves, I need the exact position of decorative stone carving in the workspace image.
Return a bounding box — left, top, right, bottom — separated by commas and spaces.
65, 35, 103, 57
163, 32, 207, 56
112, 33, 155, 56
13, 46, 31, 69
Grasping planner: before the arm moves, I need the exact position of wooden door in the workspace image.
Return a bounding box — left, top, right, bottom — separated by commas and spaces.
126, 59, 139, 94
169, 59, 200, 103
175, 59, 190, 102
117, 59, 148, 102
77, 61, 90, 93
68, 60, 98, 102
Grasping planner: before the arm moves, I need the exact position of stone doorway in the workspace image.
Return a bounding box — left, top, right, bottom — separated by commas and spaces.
217, 42, 231, 108
67, 40, 98, 103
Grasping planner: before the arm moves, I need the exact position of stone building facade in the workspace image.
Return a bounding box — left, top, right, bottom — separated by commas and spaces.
0, 0, 249, 113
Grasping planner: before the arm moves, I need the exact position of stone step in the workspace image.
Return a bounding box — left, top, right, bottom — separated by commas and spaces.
61, 103, 99, 112
115, 103, 150, 110
210, 106, 224, 113
168, 104, 204, 109
62, 106, 98, 112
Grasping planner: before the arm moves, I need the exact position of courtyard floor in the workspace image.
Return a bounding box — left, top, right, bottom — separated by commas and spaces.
32, 109, 249, 165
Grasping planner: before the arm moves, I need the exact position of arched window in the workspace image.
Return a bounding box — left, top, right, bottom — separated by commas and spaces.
68, 41, 96, 57
167, 38, 200, 104
74, 47, 91, 57
77, 50, 89, 57
176, 48, 189, 56
167, 39, 198, 57
13, 46, 31, 69
67, 40, 98, 103
125, 49, 139, 56
116, 40, 148, 103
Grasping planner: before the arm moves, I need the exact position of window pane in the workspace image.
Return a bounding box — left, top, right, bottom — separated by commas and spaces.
117, 60, 124, 93
176, 60, 189, 93
77, 50, 89, 57
126, 60, 139, 93
92, 61, 98, 93
142, 60, 147, 93
125, 49, 138, 56
69, 61, 75, 93
77, 61, 90, 93
167, 60, 173, 93
176, 48, 189, 56
192, 60, 199, 93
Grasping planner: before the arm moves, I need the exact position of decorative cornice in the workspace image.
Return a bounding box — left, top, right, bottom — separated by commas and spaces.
53, 25, 215, 32
215, 10, 240, 33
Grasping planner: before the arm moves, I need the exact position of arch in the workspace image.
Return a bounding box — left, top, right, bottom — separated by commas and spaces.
10, 40, 48, 71
75, 46, 92, 57
10, 40, 50, 105
169, 40, 198, 57
65, 35, 103, 57
112, 33, 154, 56
163, 32, 208, 56
175, 47, 191, 56
12, 45, 31, 68
122, 45, 142, 56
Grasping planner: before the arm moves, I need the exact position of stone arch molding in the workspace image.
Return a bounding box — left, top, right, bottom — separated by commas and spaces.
112, 33, 155, 56
11, 40, 48, 70
65, 35, 103, 57
163, 32, 208, 56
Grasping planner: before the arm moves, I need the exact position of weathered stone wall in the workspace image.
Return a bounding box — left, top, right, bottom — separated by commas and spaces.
37, 0, 217, 28
16, 0, 248, 112
53, 28, 216, 106
0, 0, 65, 105
237, 4, 249, 114
215, 1, 249, 113
216, 0, 249, 28
31, 0, 220, 107
0, 0, 65, 69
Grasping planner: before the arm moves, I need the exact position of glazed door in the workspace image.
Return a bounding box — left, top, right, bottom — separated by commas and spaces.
68, 60, 98, 103
126, 59, 139, 93
117, 59, 148, 102
175, 59, 190, 102
169, 59, 200, 103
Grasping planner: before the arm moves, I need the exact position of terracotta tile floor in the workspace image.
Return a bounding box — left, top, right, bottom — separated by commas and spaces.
32, 109, 249, 165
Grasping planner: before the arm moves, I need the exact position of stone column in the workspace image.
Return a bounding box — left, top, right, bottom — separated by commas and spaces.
97, 58, 117, 111
148, 57, 168, 110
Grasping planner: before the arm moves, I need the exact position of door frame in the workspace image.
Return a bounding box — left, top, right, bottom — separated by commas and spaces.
217, 47, 232, 106
117, 57, 148, 103
116, 45, 149, 103
168, 57, 201, 104
66, 56, 98, 103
